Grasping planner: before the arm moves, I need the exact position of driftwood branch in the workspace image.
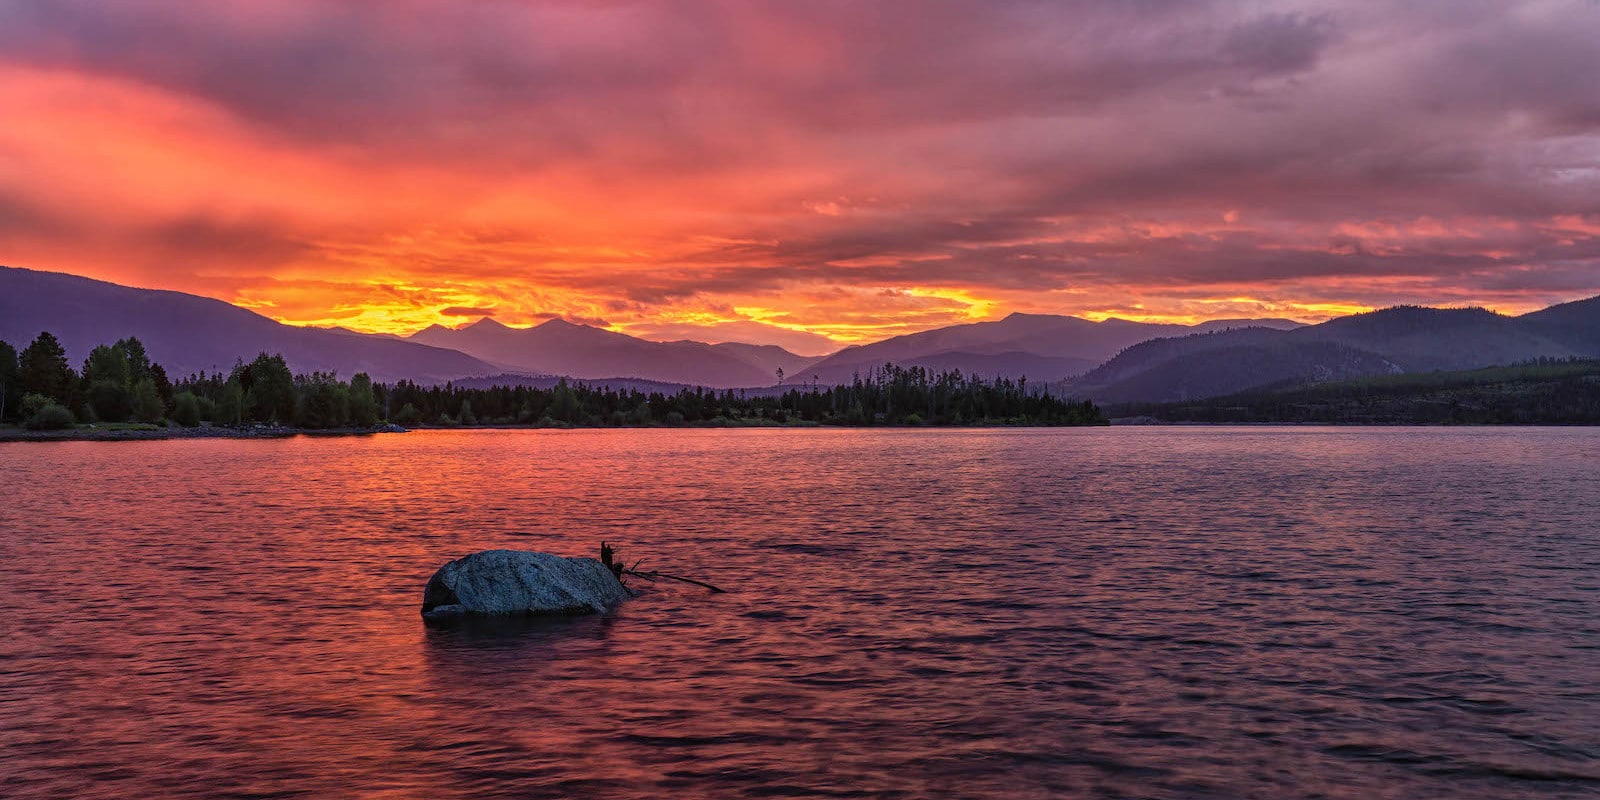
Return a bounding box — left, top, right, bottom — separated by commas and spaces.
600, 542, 727, 594
624, 569, 727, 594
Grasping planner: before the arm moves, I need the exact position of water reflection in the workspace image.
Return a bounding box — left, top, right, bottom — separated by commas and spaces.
423, 613, 619, 663
2, 428, 1598, 799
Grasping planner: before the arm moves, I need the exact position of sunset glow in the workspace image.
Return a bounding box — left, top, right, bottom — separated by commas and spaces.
2, 2, 1598, 350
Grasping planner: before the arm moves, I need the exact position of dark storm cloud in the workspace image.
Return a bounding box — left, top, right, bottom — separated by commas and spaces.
0, 2, 1349, 149
144, 216, 310, 269
0, 190, 74, 239
439, 306, 495, 317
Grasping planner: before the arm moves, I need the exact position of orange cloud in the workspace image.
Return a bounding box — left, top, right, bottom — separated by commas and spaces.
1, 2, 1597, 351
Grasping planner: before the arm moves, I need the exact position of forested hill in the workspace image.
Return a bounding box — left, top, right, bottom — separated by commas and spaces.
1110, 359, 1600, 425
1065, 302, 1600, 404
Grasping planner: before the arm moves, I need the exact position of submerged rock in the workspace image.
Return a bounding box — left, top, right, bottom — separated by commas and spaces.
421, 550, 630, 621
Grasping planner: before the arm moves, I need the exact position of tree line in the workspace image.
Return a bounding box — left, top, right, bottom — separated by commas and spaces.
382, 364, 1104, 427
1, 332, 173, 430
1, 332, 1105, 429
0, 332, 382, 431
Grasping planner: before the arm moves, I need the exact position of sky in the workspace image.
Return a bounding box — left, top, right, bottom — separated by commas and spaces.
1, 1, 1598, 354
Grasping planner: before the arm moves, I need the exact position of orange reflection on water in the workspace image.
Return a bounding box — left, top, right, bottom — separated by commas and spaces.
2, 428, 1598, 798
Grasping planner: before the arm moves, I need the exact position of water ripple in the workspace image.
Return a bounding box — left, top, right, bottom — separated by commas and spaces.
1, 427, 1598, 799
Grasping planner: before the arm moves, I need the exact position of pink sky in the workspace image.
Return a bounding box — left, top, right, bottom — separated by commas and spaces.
1, 1, 1597, 351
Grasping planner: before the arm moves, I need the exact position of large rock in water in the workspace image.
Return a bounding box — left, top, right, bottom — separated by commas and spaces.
421, 550, 630, 621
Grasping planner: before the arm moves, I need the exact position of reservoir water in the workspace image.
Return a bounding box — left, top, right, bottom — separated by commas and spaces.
2, 428, 1598, 799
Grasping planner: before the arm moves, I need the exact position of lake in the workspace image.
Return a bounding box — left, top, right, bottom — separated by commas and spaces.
2, 428, 1598, 799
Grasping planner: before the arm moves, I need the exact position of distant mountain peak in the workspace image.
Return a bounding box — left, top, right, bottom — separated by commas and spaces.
405, 312, 815, 386
0, 265, 498, 384
1202, 317, 1306, 329
463, 317, 510, 331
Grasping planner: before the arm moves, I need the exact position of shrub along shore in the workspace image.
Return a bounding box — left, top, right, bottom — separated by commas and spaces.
0, 331, 1106, 439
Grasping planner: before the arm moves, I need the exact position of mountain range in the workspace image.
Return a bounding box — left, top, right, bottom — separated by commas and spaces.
798, 314, 1304, 385
408, 318, 819, 387
0, 266, 496, 385
4, 265, 1597, 403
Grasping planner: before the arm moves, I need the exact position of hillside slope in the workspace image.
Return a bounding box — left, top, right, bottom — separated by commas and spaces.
1115, 359, 1600, 424
804, 313, 1303, 384
1065, 302, 1600, 403
0, 266, 497, 384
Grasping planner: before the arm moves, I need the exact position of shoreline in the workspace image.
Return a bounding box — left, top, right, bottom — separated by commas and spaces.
0, 419, 1114, 441
4, 419, 1596, 441
0, 424, 408, 442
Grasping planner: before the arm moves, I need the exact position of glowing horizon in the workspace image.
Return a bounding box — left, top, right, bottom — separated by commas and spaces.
2, 2, 1597, 353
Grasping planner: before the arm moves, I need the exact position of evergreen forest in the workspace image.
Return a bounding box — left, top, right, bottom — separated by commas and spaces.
0, 332, 1106, 430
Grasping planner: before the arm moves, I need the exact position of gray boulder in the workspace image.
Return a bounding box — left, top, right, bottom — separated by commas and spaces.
421, 550, 630, 621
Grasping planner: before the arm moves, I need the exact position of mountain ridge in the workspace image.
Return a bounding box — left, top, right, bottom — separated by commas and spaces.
407, 317, 822, 387
0, 266, 499, 385
6, 264, 1597, 395
800, 314, 1306, 384
1064, 302, 1600, 403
